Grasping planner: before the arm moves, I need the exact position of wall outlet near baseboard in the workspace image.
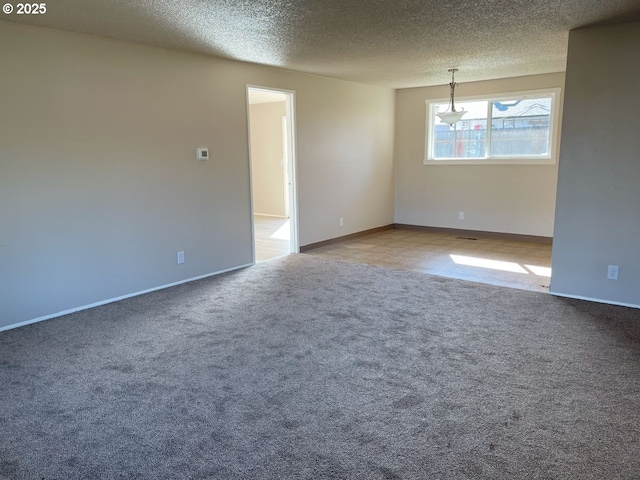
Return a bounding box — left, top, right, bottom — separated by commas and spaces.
339, 217, 344, 227
607, 265, 619, 280
458, 211, 464, 221
177, 251, 185, 265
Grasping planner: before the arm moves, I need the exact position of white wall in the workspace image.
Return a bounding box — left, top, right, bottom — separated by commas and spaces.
394, 73, 565, 237
0, 21, 395, 329
249, 101, 287, 217
550, 22, 640, 307
296, 76, 395, 243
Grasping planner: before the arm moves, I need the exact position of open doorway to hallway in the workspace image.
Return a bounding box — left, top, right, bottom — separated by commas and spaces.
247, 87, 298, 262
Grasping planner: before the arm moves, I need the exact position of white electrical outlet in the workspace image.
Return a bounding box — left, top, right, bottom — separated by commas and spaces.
339, 217, 344, 227
458, 211, 464, 221
607, 265, 619, 280
177, 251, 185, 264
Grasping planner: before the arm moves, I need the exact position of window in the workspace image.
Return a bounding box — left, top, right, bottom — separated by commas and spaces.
425, 88, 561, 165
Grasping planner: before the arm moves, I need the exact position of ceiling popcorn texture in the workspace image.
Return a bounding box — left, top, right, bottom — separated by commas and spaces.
5, 0, 640, 88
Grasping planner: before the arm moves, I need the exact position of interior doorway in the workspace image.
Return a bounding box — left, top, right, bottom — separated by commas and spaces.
247, 86, 298, 262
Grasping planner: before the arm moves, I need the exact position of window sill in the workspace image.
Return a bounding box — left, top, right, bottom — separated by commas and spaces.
424, 157, 556, 166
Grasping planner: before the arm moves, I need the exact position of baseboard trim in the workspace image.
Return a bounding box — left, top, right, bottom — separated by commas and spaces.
254, 213, 288, 218
549, 291, 640, 309
300, 225, 394, 252
393, 224, 553, 244
0, 263, 254, 333
300, 223, 551, 252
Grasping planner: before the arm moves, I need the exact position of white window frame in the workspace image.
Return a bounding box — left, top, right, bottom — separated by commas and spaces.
424, 88, 562, 165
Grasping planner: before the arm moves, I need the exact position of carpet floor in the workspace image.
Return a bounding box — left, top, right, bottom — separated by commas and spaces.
1, 254, 639, 479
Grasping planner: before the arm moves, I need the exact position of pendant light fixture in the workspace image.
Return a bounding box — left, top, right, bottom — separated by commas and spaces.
436, 68, 466, 126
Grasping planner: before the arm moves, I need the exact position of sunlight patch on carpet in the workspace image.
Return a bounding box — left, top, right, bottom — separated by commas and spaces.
450, 254, 528, 274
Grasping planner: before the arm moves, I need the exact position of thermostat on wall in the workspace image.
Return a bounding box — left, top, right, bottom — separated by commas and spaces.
196, 148, 209, 160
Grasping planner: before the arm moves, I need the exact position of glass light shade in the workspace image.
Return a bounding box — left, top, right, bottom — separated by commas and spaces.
436, 109, 466, 125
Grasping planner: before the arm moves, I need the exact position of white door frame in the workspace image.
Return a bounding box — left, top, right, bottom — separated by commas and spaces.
246, 85, 299, 263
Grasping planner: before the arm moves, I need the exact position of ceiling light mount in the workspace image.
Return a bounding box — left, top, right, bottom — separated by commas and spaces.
436, 68, 466, 126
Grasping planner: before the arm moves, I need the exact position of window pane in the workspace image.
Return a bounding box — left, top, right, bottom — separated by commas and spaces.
433, 101, 488, 159
490, 98, 551, 156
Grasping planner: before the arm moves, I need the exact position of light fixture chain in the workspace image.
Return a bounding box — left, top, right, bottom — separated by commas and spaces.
449, 68, 458, 112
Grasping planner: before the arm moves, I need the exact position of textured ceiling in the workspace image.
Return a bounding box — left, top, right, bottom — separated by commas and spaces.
4, 0, 640, 88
